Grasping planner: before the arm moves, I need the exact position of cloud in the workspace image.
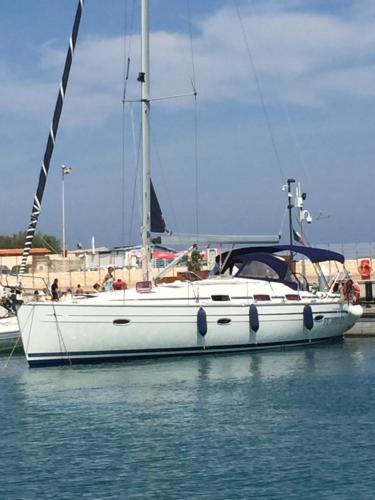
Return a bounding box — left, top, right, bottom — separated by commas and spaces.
0, 62, 56, 115
2, 1, 375, 127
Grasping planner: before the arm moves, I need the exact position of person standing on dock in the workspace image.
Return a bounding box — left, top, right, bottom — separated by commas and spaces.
51, 278, 59, 301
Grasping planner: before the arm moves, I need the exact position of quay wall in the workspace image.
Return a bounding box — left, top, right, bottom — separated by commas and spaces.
0, 252, 372, 294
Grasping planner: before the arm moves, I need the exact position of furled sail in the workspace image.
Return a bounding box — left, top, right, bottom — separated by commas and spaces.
150, 180, 166, 233
18, 0, 84, 279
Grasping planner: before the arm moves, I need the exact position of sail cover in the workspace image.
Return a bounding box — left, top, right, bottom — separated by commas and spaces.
18, 0, 85, 279
150, 181, 166, 233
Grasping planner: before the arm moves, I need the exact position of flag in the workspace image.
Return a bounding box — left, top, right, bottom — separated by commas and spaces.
293, 229, 305, 245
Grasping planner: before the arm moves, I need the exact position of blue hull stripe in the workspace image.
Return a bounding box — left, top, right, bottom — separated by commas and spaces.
27, 336, 342, 367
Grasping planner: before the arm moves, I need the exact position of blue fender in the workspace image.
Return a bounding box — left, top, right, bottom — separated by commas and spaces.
303, 304, 314, 330
249, 304, 259, 332
197, 307, 208, 336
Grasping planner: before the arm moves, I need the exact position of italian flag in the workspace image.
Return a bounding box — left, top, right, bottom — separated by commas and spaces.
293, 229, 305, 245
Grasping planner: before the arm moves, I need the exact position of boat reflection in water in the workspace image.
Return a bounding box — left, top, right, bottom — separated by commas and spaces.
2, 340, 373, 500
16, 340, 367, 403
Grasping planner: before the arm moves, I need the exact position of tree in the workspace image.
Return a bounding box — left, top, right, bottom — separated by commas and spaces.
0, 232, 61, 253
187, 249, 203, 272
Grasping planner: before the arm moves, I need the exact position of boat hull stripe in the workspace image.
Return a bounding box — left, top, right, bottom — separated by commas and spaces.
27, 335, 342, 366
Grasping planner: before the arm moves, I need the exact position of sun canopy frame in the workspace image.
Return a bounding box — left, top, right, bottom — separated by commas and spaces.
218, 245, 344, 274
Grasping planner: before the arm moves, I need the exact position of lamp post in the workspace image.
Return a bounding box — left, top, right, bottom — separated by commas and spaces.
61, 165, 73, 259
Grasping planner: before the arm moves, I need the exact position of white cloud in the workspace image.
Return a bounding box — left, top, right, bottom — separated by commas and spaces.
2, 2, 375, 126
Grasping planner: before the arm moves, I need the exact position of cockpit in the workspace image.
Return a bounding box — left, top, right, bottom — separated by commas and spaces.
214, 245, 346, 292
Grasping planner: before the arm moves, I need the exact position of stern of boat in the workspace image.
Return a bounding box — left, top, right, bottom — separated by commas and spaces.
344, 303, 363, 331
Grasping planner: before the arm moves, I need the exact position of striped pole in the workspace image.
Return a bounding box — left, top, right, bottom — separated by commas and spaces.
18, 0, 84, 280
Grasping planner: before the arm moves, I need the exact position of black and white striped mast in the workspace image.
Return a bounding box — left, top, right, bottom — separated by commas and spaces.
139, 0, 152, 282
18, 0, 84, 280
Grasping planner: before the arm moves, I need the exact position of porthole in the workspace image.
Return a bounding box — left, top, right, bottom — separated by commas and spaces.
217, 318, 232, 325
113, 319, 131, 325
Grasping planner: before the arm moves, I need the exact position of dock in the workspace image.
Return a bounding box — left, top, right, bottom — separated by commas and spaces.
344, 306, 375, 337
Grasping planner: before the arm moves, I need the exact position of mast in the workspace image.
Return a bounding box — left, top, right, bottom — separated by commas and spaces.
287, 178, 295, 263
18, 0, 84, 280
140, 0, 152, 281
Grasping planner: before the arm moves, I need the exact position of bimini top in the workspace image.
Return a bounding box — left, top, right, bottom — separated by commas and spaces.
213, 245, 345, 289
218, 245, 344, 276
219, 245, 344, 267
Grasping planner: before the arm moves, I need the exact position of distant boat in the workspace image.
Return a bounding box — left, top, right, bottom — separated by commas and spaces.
0, 314, 21, 353
16, 0, 362, 366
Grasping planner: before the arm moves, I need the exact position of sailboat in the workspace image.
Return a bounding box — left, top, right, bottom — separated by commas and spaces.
17, 0, 362, 367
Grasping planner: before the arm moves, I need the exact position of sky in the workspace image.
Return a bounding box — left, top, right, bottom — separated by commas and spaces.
1, 0, 375, 250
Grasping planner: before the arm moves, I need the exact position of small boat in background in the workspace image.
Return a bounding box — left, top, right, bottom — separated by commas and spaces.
0, 312, 21, 354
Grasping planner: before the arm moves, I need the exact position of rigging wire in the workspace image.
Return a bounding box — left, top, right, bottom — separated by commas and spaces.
233, 0, 285, 184
186, 0, 200, 239
278, 206, 288, 239
1, 335, 21, 372
127, 114, 142, 245
243, 3, 311, 188
281, 102, 312, 185
35, 231, 60, 255
52, 302, 72, 367
121, 0, 136, 247
121, 58, 130, 247
193, 93, 199, 240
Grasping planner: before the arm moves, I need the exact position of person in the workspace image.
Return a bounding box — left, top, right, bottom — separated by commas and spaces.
92, 283, 101, 293
342, 277, 361, 303
75, 284, 84, 295
51, 278, 59, 301
33, 290, 40, 302
103, 267, 114, 291
9, 288, 23, 312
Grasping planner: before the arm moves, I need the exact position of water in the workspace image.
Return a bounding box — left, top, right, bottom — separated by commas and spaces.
1, 340, 375, 499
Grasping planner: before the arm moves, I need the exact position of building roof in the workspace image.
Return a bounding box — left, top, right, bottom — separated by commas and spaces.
0, 248, 52, 257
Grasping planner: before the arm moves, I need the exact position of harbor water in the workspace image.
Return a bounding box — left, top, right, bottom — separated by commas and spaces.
1, 340, 375, 499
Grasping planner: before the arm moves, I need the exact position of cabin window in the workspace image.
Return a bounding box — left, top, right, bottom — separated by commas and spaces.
237, 261, 279, 280
285, 294, 301, 301
253, 294, 271, 301
211, 295, 230, 302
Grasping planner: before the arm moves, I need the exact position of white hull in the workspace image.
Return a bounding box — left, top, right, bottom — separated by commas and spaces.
0, 316, 21, 352
17, 279, 362, 366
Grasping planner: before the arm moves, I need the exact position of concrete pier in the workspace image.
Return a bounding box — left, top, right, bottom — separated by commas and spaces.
345, 307, 375, 337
